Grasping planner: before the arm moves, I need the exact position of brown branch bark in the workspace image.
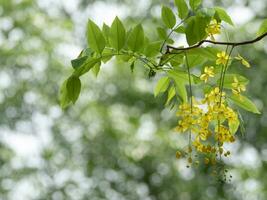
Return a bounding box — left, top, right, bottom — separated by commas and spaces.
166, 32, 267, 53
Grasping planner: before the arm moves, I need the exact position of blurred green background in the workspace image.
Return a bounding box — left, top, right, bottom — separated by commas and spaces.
0, 0, 267, 199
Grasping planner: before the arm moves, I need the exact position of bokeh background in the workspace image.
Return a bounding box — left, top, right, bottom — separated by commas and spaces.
0, 0, 267, 199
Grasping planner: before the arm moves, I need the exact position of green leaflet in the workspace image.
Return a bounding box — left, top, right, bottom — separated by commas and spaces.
174, 0, 189, 19
197, 8, 215, 18
257, 19, 267, 36
167, 69, 190, 83
66, 76, 81, 104
219, 74, 249, 89
185, 16, 210, 45
214, 7, 234, 25
157, 27, 167, 40
229, 95, 260, 114
154, 77, 170, 97
102, 23, 110, 45
187, 47, 219, 60
186, 54, 206, 68
189, 0, 202, 11
87, 20, 106, 54
92, 62, 101, 77
109, 16, 126, 51
127, 24, 145, 52
174, 26, 185, 34
71, 56, 88, 69
144, 41, 161, 57
60, 79, 71, 109
169, 54, 184, 66
229, 119, 240, 135
174, 81, 187, 103
167, 70, 189, 102
161, 6, 176, 29
166, 86, 176, 105
73, 57, 101, 77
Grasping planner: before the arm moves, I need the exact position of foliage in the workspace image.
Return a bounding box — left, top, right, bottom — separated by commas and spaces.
61, 0, 267, 178
1, 0, 267, 199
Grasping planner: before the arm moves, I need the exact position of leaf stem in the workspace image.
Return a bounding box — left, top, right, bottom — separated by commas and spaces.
184, 51, 193, 146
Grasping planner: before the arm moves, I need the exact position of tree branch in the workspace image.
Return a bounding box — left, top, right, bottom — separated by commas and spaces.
166, 32, 267, 53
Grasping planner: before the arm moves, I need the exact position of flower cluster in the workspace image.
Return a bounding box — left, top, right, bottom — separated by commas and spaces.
175, 87, 239, 167
176, 51, 242, 168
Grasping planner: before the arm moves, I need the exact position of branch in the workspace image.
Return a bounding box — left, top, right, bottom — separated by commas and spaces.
166, 32, 267, 53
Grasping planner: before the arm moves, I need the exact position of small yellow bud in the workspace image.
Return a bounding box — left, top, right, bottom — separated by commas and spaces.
204, 158, 210, 165
188, 146, 192, 153
188, 157, 193, 163
176, 151, 182, 159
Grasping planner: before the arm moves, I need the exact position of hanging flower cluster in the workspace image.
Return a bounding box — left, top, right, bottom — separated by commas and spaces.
175, 87, 238, 166
175, 50, 250, 169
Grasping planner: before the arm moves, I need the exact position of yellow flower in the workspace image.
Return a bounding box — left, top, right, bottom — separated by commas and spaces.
225, 107, 238, 124
199, 128, 212, 141
216, 51, 230, 66
235, 54, 251, 68
231, 76, 246, 95
203, 87, 225, 105
200, 66, 215, 83
215, 125, 234, 143
176, 151, 182, 159
206, 19, 221, 38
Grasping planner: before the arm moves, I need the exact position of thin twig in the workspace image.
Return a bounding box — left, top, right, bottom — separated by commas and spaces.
166, 32, 267, 53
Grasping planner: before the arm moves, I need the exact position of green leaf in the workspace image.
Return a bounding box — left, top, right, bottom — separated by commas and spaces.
66, 76, 81, 104
174, 81, 187, 103
167, 70, 189, 102
73, 57, 101, 77
257, 19, 267, 36
167, 69, 189, 83
101, 48, 114, 63
229, 119, 240, 135
157, 27, 167, 40
187, 47, 219, 60
154, 77, 170, 97
174, 26, 185, 34
127, 24, 145, 52
144, 41, 161, 57
186, 54, 206, 68
185, 16, 209, 45
220, 74, 249, 89
189, 0, 202, 11
102, 23, 110, 45
229, 95, 260, 114
214, 7, 234, 26
109, 16, 126, 51
175, 0, 189, 19
59, 79, 71, 109
92, 62, 101, 77
197, 8, 215, 19
166, 86, 176, 105
161, 6, 176, 29
169, 54, 184, 66
87, 20, 106, 54
71, 56, 88, 69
